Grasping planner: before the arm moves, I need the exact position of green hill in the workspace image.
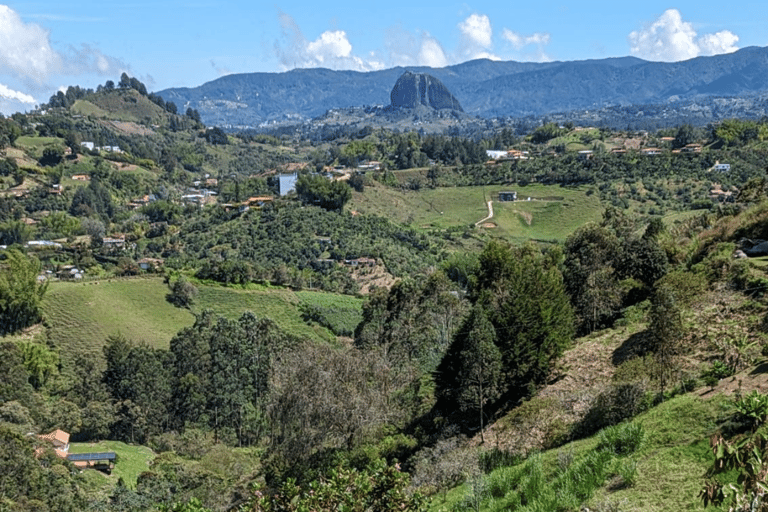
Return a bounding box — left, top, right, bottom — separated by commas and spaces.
43, 277, 362, 367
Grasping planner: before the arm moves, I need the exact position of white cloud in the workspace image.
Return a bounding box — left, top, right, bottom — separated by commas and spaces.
458, 14, 499, 60
502, 29, 550, 50
628, 9, 739, 61
502, 29, 552, 61
0, 83, 36, 104
459, 14, 493, 49
418, 36, 449, 68
0, 4, 127, 87
384, 28, 448, 68
307, 30, 353, 62
0, 5, 61, 84
275, 12, 384, 71
697, 31, 740, 56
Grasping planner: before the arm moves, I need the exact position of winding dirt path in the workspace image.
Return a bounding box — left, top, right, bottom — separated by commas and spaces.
475, 200, 494, 226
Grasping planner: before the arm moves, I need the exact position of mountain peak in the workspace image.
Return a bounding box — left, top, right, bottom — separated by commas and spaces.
390, 71, 464, 112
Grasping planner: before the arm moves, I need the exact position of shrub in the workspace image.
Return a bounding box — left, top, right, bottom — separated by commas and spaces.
733, 390, 768, 430
701, 360, 733, 388
615, 458, 638, 487
573, 383, 651, 439
597, 422, 645, 456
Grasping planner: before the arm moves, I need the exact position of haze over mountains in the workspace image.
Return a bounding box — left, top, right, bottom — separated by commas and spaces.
158, 46, 768, 129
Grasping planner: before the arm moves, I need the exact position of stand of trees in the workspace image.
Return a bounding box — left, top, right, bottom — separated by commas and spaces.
436, 242, 575, 431
0, 250, 47, 336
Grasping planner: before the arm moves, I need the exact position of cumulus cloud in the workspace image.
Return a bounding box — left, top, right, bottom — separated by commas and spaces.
0, 4, 127, 87
0, 5, 61, 84
458, 13, 499, 60
384, 27, 448, 68
0, 83, 36, 104
502, 29, 552, 61
628, 9, 739, 61
275, 11, 384, 71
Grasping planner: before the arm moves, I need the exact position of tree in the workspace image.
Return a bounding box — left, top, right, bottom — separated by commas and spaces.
453, 306, 502, 442
167, 276, 198, 308
436, 242, 574, 415
39, 146, 64, 166
119, 72, 131, 89
186, 107, 201, 124
0, 250, 47, 335
295, 174, 351, 211
648, 285, 684, 398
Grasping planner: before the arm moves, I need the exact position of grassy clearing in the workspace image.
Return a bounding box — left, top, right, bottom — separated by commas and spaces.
349, 183, 602, 243
71, 99, 111, 118
193, 285, 339, 343
43, 278, 361, 366
295, 290, 364, 337
429, 393, 731, 512
69, 440, 155, 489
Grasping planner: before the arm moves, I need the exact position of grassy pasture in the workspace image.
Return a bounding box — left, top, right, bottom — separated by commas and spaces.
42, 278, 363, 367
429, 393, 730, 512
69, 440, 155, 489
349, 183, 602, 243
43, 278, 193, 363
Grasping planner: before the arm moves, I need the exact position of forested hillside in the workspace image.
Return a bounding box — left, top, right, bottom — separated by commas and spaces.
5, 76, 768, 511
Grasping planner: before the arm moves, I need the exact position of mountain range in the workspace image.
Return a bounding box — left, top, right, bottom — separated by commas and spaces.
158, 46, 768, 129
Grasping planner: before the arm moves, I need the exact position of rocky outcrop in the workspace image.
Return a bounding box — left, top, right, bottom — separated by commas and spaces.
390, 71, 463, 111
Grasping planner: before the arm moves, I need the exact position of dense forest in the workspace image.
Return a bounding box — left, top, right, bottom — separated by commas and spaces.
5, 77, 768, 511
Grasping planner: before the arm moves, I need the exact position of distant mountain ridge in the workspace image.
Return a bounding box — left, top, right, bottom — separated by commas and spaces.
157, 46, 768, 128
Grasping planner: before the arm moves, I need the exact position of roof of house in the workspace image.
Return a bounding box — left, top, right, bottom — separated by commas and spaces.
38, 429, 70, 446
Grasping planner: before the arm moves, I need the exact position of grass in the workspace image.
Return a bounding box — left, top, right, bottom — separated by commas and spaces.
69, 440, 155, 489
348, 183, 602, 243
42, 277, 362, 369
44, 277, 193, 364
296, 290, 364, 337
429, 393, 731, 512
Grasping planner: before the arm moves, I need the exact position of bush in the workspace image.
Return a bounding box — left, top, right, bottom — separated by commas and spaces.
701, 360, 733, 387
596, 422, 644, 456
573, 383, 651, 439
733, 390, 768, 429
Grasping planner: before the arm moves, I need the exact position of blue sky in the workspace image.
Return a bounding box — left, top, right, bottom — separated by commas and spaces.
1, 1, 766, 114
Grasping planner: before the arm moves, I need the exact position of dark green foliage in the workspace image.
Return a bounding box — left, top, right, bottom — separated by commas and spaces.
733, 390, 768, 430
69, 178, 114, 220
103, 334, 172, 443
0, 426, 87, 511
648, 285, 685, 396
573, 383, 652, 439
596, 422, 645, 455
702, 360, 734, 387
166, 276, 198, 308
202, 127, 228, 145
39, 146, 64, 166
564, 210, 668, 334
437, 242, 574, 414
169, 311, 290, 445
0, 219, 33, 245
355, 272, 465, 371
295, 174, 352, 211
0, 250, 47, 335
0, 342, 34, 405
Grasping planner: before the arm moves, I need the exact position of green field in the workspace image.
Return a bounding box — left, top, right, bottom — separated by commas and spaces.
430, 393, 729, 512
349, 183, 603, 243
69, 440, 155, 489
43, 277, 363, 367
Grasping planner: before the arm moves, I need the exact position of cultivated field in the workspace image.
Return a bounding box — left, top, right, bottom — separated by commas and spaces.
349, 183, 603, 243
43, 277, 363, 367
